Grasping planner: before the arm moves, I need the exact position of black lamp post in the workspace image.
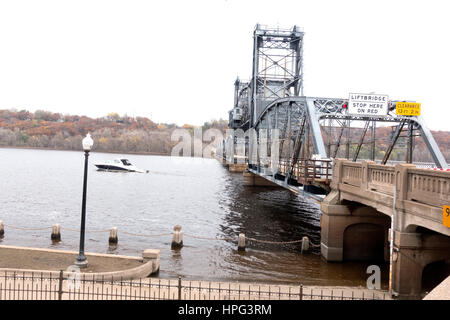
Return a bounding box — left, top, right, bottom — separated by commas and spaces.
75, 133, 93, 268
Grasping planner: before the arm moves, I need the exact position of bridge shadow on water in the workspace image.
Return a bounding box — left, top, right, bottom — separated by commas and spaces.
216, 172, 389, 288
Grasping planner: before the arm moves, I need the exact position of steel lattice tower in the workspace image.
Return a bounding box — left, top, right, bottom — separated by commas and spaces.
250, 24, 304, 127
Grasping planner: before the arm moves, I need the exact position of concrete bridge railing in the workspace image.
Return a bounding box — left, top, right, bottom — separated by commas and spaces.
406, 167, 450, 207
332, 159, 450, 235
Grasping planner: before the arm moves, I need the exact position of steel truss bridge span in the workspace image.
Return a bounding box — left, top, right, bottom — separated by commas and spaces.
249, 96, 447, 170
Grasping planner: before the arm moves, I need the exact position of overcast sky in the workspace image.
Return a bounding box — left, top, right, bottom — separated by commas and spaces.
0, 0, 449, 130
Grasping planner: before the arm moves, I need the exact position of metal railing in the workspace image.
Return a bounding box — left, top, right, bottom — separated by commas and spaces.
277, 158, 333, 184
0, 271, 389, 300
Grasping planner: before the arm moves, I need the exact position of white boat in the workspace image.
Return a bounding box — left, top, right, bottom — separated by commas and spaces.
94, 158, 148, 173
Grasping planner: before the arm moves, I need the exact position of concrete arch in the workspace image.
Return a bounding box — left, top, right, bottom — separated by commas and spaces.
422, 259, 450, 293
320, 197, 391, 262
392, 226, 450, 298
402, 224, 419, 233
343, 223, 386, 261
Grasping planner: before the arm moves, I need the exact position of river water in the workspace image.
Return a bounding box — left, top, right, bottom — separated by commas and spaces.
0, 148, 388, 288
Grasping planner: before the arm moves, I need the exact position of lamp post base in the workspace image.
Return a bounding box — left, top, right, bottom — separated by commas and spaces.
75, 256, 88, 268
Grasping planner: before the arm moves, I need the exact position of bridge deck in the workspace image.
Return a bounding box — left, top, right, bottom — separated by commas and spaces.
247, 168, 326, 203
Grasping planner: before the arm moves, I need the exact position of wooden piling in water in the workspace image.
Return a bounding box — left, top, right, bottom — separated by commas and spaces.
238, 233, 246, 251
51, 224, 61, 241
171, 225, 183, 249
109, 227, 118, 245
301, 236, 309, 253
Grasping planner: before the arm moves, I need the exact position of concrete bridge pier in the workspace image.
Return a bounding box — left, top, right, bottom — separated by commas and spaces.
320, 190, 391, 262
215, 155, 247, 172
243, 171, 280, 187
392, 230, 450, 299
228, 163, 247, 172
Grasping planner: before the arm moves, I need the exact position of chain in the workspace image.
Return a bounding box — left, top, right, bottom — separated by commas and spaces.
247, 237, 300, 245
1, 223, 320, 247
246, 236, 321, 247
121, 231, 173, 238
184, 233, 235, 241
60, 227, 110, 233
3, 224, 52, 231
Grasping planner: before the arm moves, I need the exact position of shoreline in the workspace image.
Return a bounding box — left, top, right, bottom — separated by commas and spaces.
0, 244, 160, 281
0, 145, 170, 157
0, 244, 390, 300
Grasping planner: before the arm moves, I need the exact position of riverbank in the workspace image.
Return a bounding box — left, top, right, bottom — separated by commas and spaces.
0, 245, 159, 280
0, 145, 169, 157
0, 244, 390, 300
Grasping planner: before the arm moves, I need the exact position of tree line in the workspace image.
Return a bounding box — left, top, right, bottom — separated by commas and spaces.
321, 125, 450, 163
0, 109, 228, 155
0, 109, 448, 162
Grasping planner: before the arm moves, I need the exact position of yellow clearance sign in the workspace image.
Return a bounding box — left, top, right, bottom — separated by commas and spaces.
396, 102, 421, 116
444, 206, 450, 228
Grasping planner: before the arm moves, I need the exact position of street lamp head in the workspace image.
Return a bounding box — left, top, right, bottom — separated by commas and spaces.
82, 133, 94, 151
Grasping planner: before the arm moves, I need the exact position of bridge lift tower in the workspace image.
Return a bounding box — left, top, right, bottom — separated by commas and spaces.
230, 24, 304, 131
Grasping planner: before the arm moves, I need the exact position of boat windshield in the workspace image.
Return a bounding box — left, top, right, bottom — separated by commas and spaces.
121, 159, 132, 166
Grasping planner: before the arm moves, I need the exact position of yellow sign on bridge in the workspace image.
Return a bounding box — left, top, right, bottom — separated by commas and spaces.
444, 206, 450, 228
396, 102, 421, 116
